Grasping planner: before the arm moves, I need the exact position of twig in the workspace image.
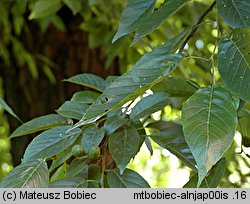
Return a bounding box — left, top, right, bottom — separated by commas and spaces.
179, 1, 216, 53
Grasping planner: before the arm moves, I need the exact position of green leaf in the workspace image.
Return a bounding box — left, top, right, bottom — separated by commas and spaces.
109, 125, 140, 174
144, 137, 153, 156
64, 73, 106, 92
0, 159, 49, 188
88, 164, 101, 188
218, 28, 250, 101
133, 0, 187, 43
10, 114, 69, 138
148, 121, 196, 170
217, 0, 250, 28
29, 0, 62, 20
49, 152, 71, 173
49, 177, 87, 188
23, 126, 82, 162
62, 0, 82, 15
183, 158, 226, 188
130, 92, 170, 121
182, 85, 238, 186
104, 115, 126, 135
57, 101, 89, 120
74, 31, 187, 128
0, 97, 21, 122
112, 0, 155, 43
151, 76, 197, 97
107, 168, 150, 188
50, 164, 67, 183
71, 91, 100, 104
81, 126, 105, 153
238, 108, 250, 147
66, 158, 88, 178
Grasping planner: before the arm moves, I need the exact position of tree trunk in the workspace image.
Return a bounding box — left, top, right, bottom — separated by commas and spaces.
1, 10, 119, 166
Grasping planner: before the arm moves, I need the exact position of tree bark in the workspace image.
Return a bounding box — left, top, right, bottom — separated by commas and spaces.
1, 9, 119, 166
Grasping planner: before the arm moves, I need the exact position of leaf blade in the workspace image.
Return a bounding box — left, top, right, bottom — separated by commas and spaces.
0, 97, 21, 122
182, 85, 238, 186
112, 0, 155, 43
217, 0, 250, 28
64, 73, 106, 92
109, 125, 140, 174
23, 126, 82, 162
10, 114, 69, 138
0, 159, 49, 188
218, 28, 250, 101
133, 0, 187, 42
107, 168, 150, 188
130, 92, 170, 121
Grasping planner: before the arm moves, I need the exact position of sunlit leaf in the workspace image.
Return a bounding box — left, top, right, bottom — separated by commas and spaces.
218, 28, 250, 101
107, 168, 150, 188
109, 125, 140, 174
0, 159, 49, 188
23, 126, 82, 162
217, 0, 250, 28
182, 85, 238, 186
10, 114, 68, 138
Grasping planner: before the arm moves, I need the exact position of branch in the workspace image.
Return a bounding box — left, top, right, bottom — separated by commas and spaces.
179, 1, 216, 53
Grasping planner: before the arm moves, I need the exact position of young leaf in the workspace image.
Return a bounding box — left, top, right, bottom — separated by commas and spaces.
107, 168, 150, 188
0, 159, 49, 188
104, 115, 126, 135
130, 92, 170, 121
112, 0, 155, 43
10, 114, 69, 138
148, 121, 196, 171
218, 28, 250, 102
29, 0, 62, 20
74, 31, 187, 128
0, 97, 21, 122
57, 101, 89, 120
109, 125, 140, 174
49, 149, 72, 173
217, 0, 250, 28
151, 76, 197, 97
81, 125, 105, 153
183, 158, 226, 188
23, 126, 82, 162
71, 91, 100, 104
64, 73, 106, 92
182, 85, 238, 186
133, 0, 187, 43
49, 177, 87, 188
